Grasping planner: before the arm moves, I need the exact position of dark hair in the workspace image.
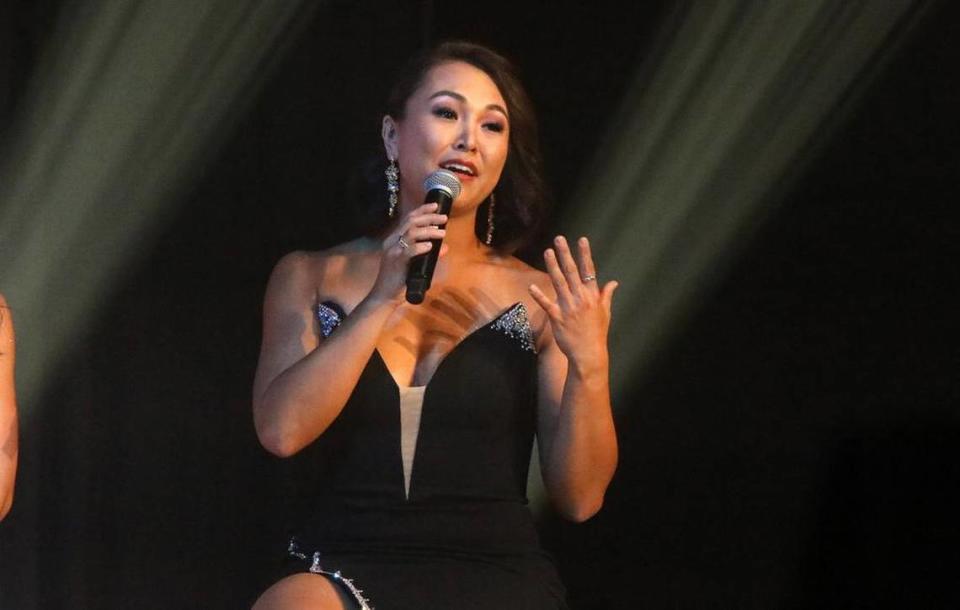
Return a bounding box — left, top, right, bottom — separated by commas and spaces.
363, 41, 550, 255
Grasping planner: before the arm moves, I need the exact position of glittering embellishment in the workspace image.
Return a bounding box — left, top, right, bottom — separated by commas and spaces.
309, 551, 323, 573
288, 537, 307, 560
491, 303, 536, 353
315, 302, 342, 338
287, 537, 375, 609
331, 571, 373, 610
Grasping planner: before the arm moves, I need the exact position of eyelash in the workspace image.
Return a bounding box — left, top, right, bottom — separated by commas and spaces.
433, 106, 457, 120
431, 106, 506, 134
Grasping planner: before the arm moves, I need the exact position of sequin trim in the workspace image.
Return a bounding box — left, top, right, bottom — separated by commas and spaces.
491, 303, 536, 353
317, 300, 535, 353
288, 538, 374, 609
315, 302, 342, 338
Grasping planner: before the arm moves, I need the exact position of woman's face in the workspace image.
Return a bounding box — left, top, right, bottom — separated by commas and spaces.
384, 61, 510, 214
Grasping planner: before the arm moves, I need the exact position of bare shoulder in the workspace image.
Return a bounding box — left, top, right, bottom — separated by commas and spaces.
488, 255, 569, 355
491, 255, 553, 298
483, 255, 554, 339
268, 239, 379, 302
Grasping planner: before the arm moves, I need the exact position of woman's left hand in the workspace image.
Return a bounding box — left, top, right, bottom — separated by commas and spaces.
529, 236, 618, 373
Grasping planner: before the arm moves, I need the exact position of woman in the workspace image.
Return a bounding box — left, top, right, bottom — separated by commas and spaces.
0, 294, 18, 521
252, 41, 618, 609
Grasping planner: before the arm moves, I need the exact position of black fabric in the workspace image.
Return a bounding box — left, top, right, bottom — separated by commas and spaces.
281, 302, 567, 609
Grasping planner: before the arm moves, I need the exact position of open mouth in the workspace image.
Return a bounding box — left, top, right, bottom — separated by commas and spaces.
440, 162, 477, 177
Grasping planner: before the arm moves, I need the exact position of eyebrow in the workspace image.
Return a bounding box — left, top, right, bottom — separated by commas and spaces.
428, 90, 508, 118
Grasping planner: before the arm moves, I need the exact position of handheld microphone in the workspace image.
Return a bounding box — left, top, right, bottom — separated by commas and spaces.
405, 169, 462, 304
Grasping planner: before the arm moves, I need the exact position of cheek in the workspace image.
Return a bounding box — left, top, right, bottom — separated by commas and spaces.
487, 142, 509, 175
396, 135, 429, 176
399, 124, 449, 162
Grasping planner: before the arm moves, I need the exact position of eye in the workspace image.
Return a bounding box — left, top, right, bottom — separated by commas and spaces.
432, 106, 457, 120
483, 121, 506, 134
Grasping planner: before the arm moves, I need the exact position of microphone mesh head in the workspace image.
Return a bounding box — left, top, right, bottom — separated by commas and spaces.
423, 169, 462, 200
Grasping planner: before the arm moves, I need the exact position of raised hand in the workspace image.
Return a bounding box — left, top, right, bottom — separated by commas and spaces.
368, 203, 448, 304
529, 236, 618, 372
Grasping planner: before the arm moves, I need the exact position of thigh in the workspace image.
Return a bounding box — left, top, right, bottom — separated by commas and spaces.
252, 573, 354, 610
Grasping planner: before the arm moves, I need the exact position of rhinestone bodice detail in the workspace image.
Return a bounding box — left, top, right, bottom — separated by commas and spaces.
315, 301, 536, 352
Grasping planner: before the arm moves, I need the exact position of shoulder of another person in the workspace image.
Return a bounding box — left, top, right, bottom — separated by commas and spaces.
0, 294, 11, 329
0, 294, 12, 349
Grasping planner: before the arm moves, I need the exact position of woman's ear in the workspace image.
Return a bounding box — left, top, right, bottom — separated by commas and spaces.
382, 115, 399, 159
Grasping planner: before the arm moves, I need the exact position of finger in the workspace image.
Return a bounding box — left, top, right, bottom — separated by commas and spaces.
528, 284, 560, 320
402, 203, 439, 224
553, 236, 584, 297
412, 202, 440, 215
406, 241, 432, 257
601, 280, 619, 309
407, 225, 446, 242
543, 248, 573, 309
396, 215, 445, 246
384, 231, 406, 251
409, 213, 448, 227
577, 237, 599, 290
392, 233, 433, 256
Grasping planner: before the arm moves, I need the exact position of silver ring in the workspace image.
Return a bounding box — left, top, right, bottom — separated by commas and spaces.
398, 235, 410, 250
581, 274, 597, 282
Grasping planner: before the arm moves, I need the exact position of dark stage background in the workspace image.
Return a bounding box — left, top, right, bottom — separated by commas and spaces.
1, 1, 958, 608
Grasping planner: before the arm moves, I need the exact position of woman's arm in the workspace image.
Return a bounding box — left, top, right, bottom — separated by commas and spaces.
530, 236, 619, 522
0, 296, 18, 520
252, 251, 398, 457
252, 204, 447, 457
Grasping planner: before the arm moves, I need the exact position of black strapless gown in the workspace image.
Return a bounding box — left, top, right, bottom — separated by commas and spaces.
279, 301, 568, 609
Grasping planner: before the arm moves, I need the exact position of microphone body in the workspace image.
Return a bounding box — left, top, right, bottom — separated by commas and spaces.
406, 170, 461, 304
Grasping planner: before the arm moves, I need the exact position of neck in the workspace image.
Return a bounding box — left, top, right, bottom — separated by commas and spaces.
439, 210, 487, 261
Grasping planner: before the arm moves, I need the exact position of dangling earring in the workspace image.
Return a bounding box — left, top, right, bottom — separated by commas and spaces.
485, 192, 496, 245
385, 158, 399, 217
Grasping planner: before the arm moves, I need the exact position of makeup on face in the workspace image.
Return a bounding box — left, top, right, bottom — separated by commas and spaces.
393, 62, 509, 209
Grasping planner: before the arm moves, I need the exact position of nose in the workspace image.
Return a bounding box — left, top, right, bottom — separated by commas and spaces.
454, 124, 477, 152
